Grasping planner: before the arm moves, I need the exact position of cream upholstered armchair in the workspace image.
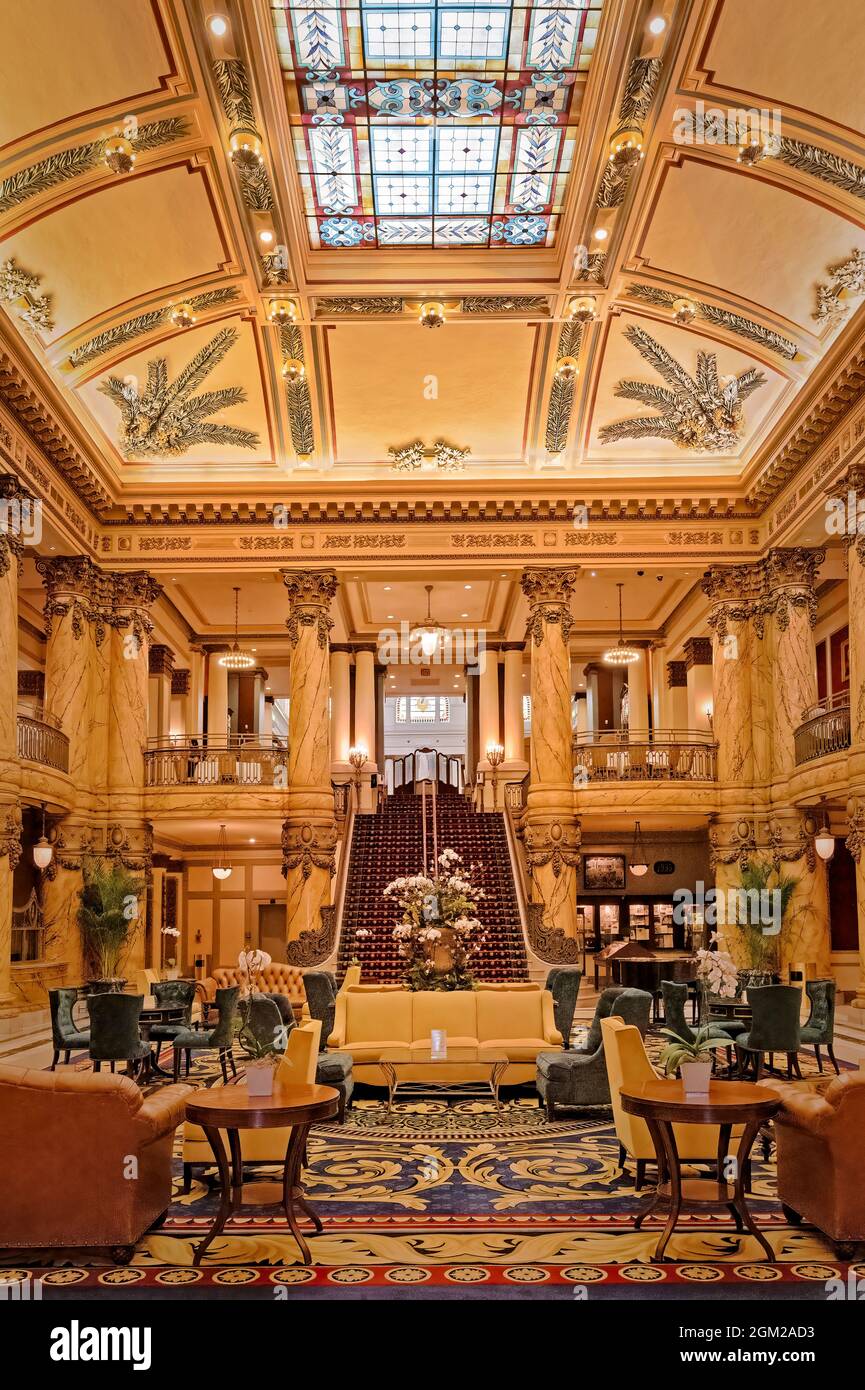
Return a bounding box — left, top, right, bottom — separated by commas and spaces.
601, 1017, 744, 1190
181, 1020, 321, 1190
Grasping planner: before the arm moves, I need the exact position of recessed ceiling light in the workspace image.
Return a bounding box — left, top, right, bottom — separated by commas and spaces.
209, 15, 228, 36
594, 227, 608, 242
251, 647, 257, 652
387, 614, 395, 620
249, 837, 256, 844
648, 15, 666, 34
384, 585, 391, 591
590, 570, 597, 577
464, 584, 472, 590
461, 612, 469, 618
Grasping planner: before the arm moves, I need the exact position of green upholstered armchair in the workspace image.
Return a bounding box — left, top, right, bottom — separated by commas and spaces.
88, 993, 150, 1077
660, 980, 737, 1065
544, 967, 583, 1050
303, 970, 354, 1121
735, 984, 802, 1080
536, 987, 652, 1119
239, 994, 289, 1057
800, 978, 839, 1075
147, 980, 197, 1050
172, 985, 239, 1083
49, 987, 90, 1069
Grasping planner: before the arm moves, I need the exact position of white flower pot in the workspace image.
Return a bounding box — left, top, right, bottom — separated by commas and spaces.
245, 1061, 275, 1097
679, 1060, 712, 1096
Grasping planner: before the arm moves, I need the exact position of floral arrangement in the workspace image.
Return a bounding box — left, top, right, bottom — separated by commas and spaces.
237, 948, 272, 997
695, 942, 739, 1005
382, 849, 486, 991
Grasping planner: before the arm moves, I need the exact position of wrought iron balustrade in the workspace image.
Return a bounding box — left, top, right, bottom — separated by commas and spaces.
144, 735, 288, 787
572, 729, 717, 782
794, 695, 851, 766
16, 714, 69, 773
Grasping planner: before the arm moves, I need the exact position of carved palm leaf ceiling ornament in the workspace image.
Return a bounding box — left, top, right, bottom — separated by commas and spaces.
99, 327, 260, 458
599, 326, 767, 453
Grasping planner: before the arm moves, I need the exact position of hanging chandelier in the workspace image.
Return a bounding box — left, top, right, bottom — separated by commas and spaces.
219, 587, 255, 670
629, 820, 649, 877
212, 823, 232, 881
603, 583, 640, 665
412, 584, 447, 659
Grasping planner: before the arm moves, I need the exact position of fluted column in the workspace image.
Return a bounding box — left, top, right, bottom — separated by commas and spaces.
282, 570, 339, 957
329, 644, 352, 777
765, 548, 823, 782
521, 568, 580, 945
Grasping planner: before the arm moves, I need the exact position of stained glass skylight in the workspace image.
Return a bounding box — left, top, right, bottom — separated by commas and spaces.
269, 0, 605, 249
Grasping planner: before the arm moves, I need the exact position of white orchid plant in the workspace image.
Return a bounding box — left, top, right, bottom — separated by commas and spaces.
383, 849, 486, 991
659, 940, 740, 1073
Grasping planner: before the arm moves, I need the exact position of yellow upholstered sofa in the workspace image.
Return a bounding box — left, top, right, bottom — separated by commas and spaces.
328, 986, 561, 1084
181, 1020, 321, 1188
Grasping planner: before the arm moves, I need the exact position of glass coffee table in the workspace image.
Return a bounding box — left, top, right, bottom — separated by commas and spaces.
378, 1048, 510, 1116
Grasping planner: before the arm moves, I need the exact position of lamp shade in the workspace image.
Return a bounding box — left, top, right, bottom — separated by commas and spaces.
212, 865, 232, 881
33, 839, 53, 870
814, 831, 835, 861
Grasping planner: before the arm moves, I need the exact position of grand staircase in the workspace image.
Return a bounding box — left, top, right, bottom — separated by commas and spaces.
337, 784, 529, 983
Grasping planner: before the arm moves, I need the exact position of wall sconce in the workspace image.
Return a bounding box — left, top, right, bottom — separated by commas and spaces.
705, 704, 713, 730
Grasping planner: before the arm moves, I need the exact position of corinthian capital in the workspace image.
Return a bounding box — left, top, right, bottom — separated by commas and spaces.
35, 554, 104, 603
763, 546, 825, 591
521, 567, 577, 645
282, 568, 337, 649
701, 561, 764, 606
110, 571, 162, 610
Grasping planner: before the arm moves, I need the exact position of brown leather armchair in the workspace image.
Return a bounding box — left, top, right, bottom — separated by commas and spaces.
763, 1073, 865, 1255
0, 1064, 192, 1263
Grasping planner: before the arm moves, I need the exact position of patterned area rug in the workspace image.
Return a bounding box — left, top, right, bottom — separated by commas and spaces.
2, 1043, 858, 1298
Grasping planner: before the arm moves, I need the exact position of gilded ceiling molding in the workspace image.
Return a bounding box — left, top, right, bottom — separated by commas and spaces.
594, 56, 662, 210
461, 296, 550, 315
0, 355, 110, 510
599, 326, 766, 452
574, 251, 606, 283
315, 296, 404, 316
279, 323, 314, 458
99, 326, 260, 458
775, 136, 865, 201
813, 249, 865, 327
0, 118, 190, 215
212, 58, 273, 212
388, 440, 470, 472
545, 320, 582, 454
0, 259, 53, 334
625, 283, 797, 360
68, 288, 240, 368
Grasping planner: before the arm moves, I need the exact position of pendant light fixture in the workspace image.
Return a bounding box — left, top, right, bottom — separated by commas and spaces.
33, 802, 53, 870
629, 820, 649, 877
814, 807, 835, 862
219, 587, 255, 670
212, 823, 232, 881
603, 583, 640, 666
412, 584, 447, 659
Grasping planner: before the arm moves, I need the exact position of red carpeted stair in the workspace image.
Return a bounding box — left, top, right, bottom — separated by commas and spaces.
337, 786, 529, 983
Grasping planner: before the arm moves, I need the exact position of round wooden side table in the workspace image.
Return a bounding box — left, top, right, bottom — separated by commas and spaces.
185, 1081, 339, 1266
620, 1078, 781, 1262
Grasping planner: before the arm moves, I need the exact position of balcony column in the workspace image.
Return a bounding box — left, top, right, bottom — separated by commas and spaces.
477, 646, 500, 808
169, 667, 190, 739
281, 570, 339, 958
0, 476, 25, 779
765, 548, 824, 782
148, 644, 174, 743
665, 661, 689, 731
206, 649, 229, 742
683, 637, 714, 735
521, 568, 581, 947
187, 647, 206, 738
354, 645, 377, 812
502, 642, 528, 777
626, 645, 650, 737
329, 645, 352, 779
837, 465, 865, 1005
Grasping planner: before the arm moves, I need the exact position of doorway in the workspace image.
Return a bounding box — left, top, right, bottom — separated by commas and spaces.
258, 902, 286, 959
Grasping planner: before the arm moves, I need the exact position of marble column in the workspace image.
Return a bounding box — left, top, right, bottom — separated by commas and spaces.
329, 645, 351, 777
765, 548, 823, 782
354, 645, 377, 811
282, 570, 339, 958
702, 567, 763, 787
502, 642, 528, 774
37, 556, 107, 795
0, 476, 25, 777
187, 647, 206, 738
846, 801, 865, 1008
206, 649, 229, 743
477, 646, 500, 808
0, 806, 21, 1010
521, 568, 581, 946
839, 464, 865, 1003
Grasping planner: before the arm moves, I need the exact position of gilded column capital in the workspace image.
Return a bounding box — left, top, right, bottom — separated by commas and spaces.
0, 474, 31, 576
683, 636, 712, 668
0, 802, 22, 868
520, 567, 577, 645
702, 562, 770, 639
764, 547, 824, 631
282, 568, 338, 649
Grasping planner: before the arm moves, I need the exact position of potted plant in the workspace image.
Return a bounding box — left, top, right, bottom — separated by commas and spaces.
733, 860, 797, 987
659, 1026, 715, 1095
384, 849, 486, 991
77, 857, 144, 994
236, 949, 282, 1096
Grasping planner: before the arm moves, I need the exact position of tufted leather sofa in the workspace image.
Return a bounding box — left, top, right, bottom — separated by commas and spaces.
204, 964, 306, 1010
0, 1064, 191, 1259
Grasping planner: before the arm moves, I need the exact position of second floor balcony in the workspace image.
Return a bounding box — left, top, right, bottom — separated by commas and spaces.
794, 694, 851, 766
16, 714, 69, 774
573, 729, 718, 783
144, 735, 287, 788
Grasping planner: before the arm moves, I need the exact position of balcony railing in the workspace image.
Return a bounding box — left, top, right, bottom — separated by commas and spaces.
794, 694, 851, 766
144, 735, 287, 788
573, 729, 718, 782
16, 714, 69, 773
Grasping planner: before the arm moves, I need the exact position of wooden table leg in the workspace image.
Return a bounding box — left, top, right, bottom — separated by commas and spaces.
380, 1062, 397, 1117
193, 1124, 235, 1267
282, 1122, 319, 1265
731, 1117, 775, 1262
635, 1116, 667, 1231
653, 1120, 682, 1262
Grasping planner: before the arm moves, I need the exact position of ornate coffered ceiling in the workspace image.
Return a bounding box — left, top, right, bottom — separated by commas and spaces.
0, 0, 863, 519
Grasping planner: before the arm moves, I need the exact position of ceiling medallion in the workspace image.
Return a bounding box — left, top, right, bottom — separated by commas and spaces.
737, 139, 768, 167
281, 358, 305, 385
609, 125, 643, 173
99, 326, 260, 458
103, 136, 135, 174
419, 301, 446, 329
268, 300, 297, 326
603, 583, 640, 666
599, 325, 766, 453
388, 440, 470, 473
671, 297, 697, 326
568, 297, 596, 325
170, 303, 197, 330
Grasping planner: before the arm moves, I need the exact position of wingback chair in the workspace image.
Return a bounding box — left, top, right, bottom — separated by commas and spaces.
49, 987, 90, 1069
544, 967, 582, 1049
239, 994, 290, 1055
800, 979, 839, 1075
762, 1074, 865, 1255
88, 993, 150, 1078
602, 1017, 746, 1190
0, 1064, 192, 1263
660, 980, 736, 1068
735, 984, 802, 1080
536, 987, 652, 1119
303, 969, 354, 1121
146, 980, 197, 1054
172, 985, 239, 1083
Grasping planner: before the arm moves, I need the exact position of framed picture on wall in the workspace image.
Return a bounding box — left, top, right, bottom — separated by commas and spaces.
583, 855, 626, 890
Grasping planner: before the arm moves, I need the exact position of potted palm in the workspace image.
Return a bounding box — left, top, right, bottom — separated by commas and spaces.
659, 1027, 715, 1095
77, 858, 143, 994
734, 860, 797, 987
